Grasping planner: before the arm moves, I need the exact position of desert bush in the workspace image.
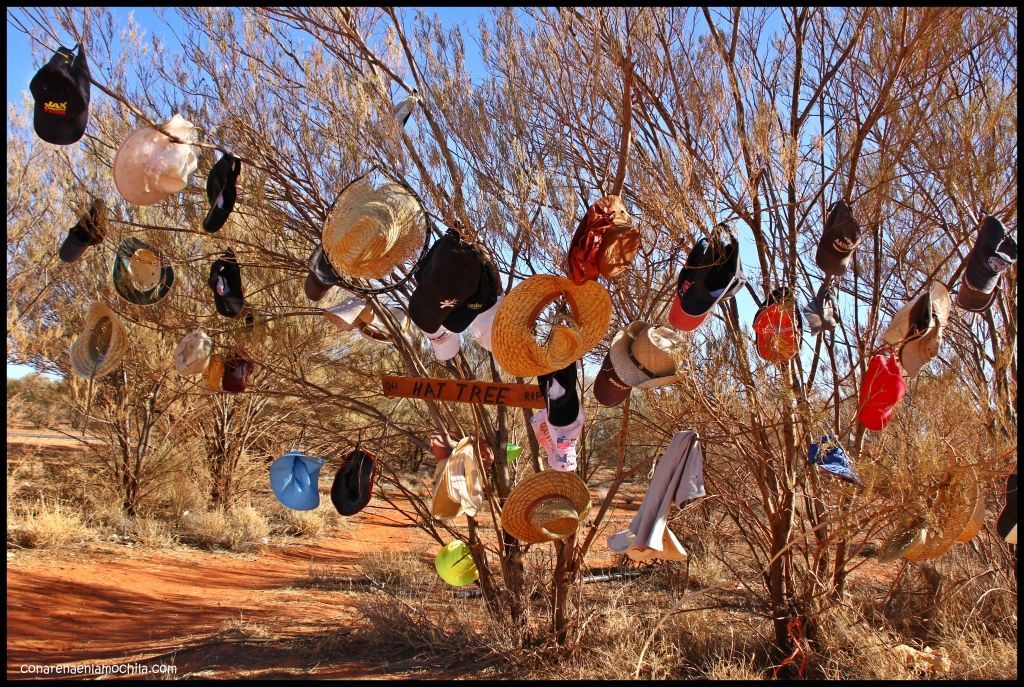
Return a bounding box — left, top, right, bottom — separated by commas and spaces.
180, 506, 270, 552
359, 551, 435, 593
269, 508, 327, 538
8, 499, 94, 549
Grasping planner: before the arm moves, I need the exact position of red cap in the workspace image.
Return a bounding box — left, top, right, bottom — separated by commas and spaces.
753, 303, 799, 362
668, 291, 710, 331
858, 350, 906, 431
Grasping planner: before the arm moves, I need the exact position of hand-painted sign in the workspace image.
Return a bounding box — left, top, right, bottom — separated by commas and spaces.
381, 375, 545, 409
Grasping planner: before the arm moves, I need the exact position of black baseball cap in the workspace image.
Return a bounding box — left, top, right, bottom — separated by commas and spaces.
203, 153, 241, 233
331, 449, 376, 516
304, 244, 341, 301
815, 201, 862, 277
669, 225, 746, 331
538, 362, 579, 427
956, 215, 1017, 312
444, 255, 500, 333
30, 45, 90, 145
59, 199, 106, 263
209, 248, 246, 317
408, 230, 483, 334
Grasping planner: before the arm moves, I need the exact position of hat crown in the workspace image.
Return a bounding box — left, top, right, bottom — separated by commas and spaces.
630, 325, 681, 377
529, 496, 580, 538
129, 248, 162, 292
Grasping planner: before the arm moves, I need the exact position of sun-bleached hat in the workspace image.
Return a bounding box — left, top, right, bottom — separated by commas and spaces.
113, 114, 199, 206
431, 437, 485, 520
322, 177, 424, 280
70, 301, 129, 380
173, 330, 213, 375
325, 296, 373, 331
491, 275, 612, 377
435, 540, 479, 587
269, 450, 325, 511
112, 237, 174, 306
606, 321, 685, 389
202, 353, 225, 393
882, 282, 951, 377
502, 470, 591, 544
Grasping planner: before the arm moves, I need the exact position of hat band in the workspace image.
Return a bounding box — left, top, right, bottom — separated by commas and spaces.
624, 328, 663, 380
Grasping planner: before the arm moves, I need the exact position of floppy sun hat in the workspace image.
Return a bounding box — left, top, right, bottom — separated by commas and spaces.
173, 330, 213, 376
435, 540, 479, 587
331, 449, 376, 516
113, 114, 199, 206
502, 470, 591, 544
491, 275, 612, 378
269, 450, 325, 511
882, 282, 951, 377
112, 237, 174, 306
606, 321, 685, 389
70, 301, 129, 380
566, 194, 641, 284
321, 176, 424, 280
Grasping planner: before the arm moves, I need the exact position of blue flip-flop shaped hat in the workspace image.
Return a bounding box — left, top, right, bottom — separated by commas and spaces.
270, 450, 325, 510
808, 435, 862, 486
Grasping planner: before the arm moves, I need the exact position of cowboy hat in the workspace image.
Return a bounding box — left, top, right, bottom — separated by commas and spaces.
269, 450, 325, 511
502, 470, 591, 544
70, 301, 129, 380
607, 321, 685, 389
173, 330, 213, 376
112, 237, 174, 306
322, 177, 424, 280
113, 114, 199, 206
491, 275, 612, 377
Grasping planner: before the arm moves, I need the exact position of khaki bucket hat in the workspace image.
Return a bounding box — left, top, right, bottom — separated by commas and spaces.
113, 114, 199, 206
322, 177, 424, 280
70, 301, 129, 380
502, 470, 591, 544
491, 275, 612, 377
173, 330, 213, 375
607, 321, 685, 388
882, 282, 951, 377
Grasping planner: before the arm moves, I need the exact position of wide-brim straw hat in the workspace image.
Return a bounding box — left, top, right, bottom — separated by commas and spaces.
491, 275, 612, 378
70, 301, 129, 380
322, 178, 423, 280
113, 114, 198, 206
502, 470, 591, 544
876, 515, 928, 563
173, 330, 213, 375
882, 282, 951, 377
954, 495, 986, 544
903, 467, 979, 561
608, 321, 684, 388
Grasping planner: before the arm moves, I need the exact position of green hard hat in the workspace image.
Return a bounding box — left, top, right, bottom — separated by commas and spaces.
434, 540, 479, 587
506, 442, 522, 464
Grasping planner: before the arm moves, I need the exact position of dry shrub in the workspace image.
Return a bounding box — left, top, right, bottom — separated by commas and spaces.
180, 506, 270, 552
221, 615, 273, 640
8, 498, 94, 549
121, 516, 177, 548
269, 508, 327, 538
359, 551, 434, 592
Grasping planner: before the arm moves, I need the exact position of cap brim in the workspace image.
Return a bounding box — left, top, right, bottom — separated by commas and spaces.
815, 244, 852, 277
668, 292, 710, 331
304, 272, 333, 301
955, 279, 997, 312
34, 105, 88, 146
428, 327, 461, 361
59, 232, 91, 263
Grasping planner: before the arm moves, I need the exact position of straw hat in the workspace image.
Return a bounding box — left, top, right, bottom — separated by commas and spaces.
70, 302, 129, 380
876, 515, 928, 563
502, 470, 591, 544
202, 353, 225, 393
904, 468, 979, 561
173, 330, 213, 375
954, 496, 986, 544
113, 114, 199, 206
608, 321, 685, 389
882, 282, 951, 377
491, 275, 612, 377
322, 178, 423, 280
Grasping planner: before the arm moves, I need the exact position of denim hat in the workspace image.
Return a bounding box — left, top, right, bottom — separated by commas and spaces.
269, 450, 325, 511
808, 435, 862, 485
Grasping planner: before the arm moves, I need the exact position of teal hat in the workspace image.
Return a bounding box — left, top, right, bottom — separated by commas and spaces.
112, 237, 174, 305
269, 450, 325, 511
434, 540, 479, 587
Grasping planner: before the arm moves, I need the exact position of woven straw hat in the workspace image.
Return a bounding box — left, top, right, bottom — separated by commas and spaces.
608, 321, 685, 388
70, 302, 129, 380
202, 353, 225, 393
954, 495, 986, 544
903, 468, 979, 561
322, 178, 423, 280
173, 330, 213, 375
113, 114, 199, 206
502, 470, 591, 544
491, 275, 612, 377
876, 515, 928, 563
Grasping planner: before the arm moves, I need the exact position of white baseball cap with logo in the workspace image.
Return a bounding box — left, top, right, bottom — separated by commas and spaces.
426, 325, 461, 361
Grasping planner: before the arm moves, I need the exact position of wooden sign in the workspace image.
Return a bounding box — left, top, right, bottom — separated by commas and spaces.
381, 375, 546, 409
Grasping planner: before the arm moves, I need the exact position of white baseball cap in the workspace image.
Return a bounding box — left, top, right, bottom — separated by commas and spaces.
469, 294, 503, 352
324, 296, 373, 331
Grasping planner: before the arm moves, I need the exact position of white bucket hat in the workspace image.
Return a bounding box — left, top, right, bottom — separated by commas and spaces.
173, 330, 213, 376
113, 114, 199, 206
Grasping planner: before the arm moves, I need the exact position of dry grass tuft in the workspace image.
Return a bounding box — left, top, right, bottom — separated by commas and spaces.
7, 498, 95, 549
179, 506, 270, 552
269, 508, 327, 538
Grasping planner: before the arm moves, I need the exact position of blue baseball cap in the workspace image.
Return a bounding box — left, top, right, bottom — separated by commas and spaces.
808, 435, 862, 486
270, 450, 325, 510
